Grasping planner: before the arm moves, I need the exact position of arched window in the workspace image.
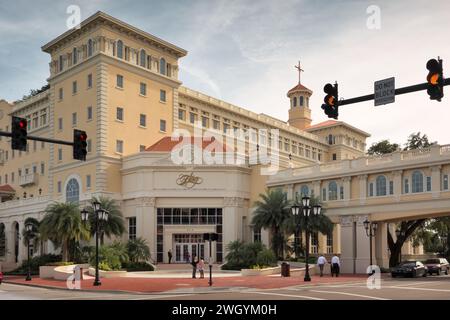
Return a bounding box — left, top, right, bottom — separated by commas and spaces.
300, 185, 309, 197
66, 178, 80, 203
328, 181, 338, 201
412, 171, 424, 193
116, 40, 123, 59
87, 39, 93, 57
376, 175, 387, 196
0, 223, 5, 257
300, 96, 304, 106
160, 57, 166, 75
73, 48, 78, 65
293, 97, 297, 107
140, 49, 146, 67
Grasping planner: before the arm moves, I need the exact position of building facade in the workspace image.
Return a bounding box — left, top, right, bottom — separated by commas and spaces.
1, 11, 371, 270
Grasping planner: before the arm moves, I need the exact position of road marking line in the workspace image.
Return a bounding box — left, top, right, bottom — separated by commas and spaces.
385, 286, 450, 292
249, 291, 325, 300
130, 294, 194, 300
310, 290, 390, 300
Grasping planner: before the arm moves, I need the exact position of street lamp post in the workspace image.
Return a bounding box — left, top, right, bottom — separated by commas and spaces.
291, 196, 322, 282
363, 218, 378, 274
25, 223, 34, 281
81, 201, 109, 287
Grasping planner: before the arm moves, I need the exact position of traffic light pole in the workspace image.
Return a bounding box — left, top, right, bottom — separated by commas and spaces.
338, 78, 450, 106
0, 131, 74, 147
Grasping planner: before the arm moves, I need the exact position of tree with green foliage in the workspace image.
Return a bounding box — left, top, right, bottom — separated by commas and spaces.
367, 140, 400, 155
127, 237, 151, 262
252, 188, 291, 259
86, 196, 125, 244
404, 132, 435, 150
39, 202, 90, 262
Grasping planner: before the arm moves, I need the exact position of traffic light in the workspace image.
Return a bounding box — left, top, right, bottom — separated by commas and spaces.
73, 129, 87, 161
11, 116, 28, 151
426, 58, 444, 101
321, 82, 339, 119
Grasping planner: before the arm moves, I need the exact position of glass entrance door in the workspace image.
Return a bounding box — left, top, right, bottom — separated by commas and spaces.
174, 243, 205, 263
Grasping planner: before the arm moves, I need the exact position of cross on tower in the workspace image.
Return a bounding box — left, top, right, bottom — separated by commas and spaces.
294, 61, 304, 84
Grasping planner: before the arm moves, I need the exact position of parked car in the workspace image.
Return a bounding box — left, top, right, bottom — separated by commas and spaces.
391, 261, 428, 278
0, 271, 3, 284
424, 258, 449, 275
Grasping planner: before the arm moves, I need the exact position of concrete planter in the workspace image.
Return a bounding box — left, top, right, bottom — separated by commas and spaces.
40, 264, 90, 280
241, 266, 280, 276
88, 267, 127, 278
39, 266, 55, 279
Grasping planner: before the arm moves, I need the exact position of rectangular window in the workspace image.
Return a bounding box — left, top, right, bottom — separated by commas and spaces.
57, 181, 62, 193
72, 112, 77, 126
322, 188, 327, 201
404, 178, 409, 194
389, 181, 394, 195
87, 139, 92, 153
58, 118, 63, 130
59, 88, 64, 100
116, 140, 123, 153
40, 163, 45, 175
426, 176, 432, 192
72, 81, 77, 94
116, 74, 124, 88
369, 183, 374, 197
87, 74, 93, 89
140, 82, 147, 96
340, 186, 344, 200
140, 114, 146, 127
202, 116, 209, 128
444, 175, 449, 190
213, 120, 220, 130
160, 119, 166, 132
160, 89, 166, 102
332, 153, 337, 161
116, 107, 124, 121
128, 217, 137, 240
58, 148, 62, 161
87, 106, 93, 120
189, 113, 196, 124
253, 227, 261, 243
32, 165, 37, 174
178, 109, 185, 120
86, 175, 91, 189
140, 145, 146, 152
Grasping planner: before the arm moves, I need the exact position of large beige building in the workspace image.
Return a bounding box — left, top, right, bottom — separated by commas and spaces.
1, 11, 435, 272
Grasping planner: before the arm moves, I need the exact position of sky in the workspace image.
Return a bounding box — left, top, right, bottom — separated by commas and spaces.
0, 0, 450, 146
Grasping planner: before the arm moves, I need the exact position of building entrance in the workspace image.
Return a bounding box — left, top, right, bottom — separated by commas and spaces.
173, 234, 205, 263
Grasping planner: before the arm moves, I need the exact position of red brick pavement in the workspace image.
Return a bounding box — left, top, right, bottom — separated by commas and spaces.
5, 274, 368, 294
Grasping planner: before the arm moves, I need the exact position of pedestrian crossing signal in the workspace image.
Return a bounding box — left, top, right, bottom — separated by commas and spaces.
426, 58, 444, 101
321, 83, 339, 119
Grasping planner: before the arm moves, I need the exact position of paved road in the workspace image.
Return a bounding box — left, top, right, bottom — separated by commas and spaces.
1, 275, 449, 300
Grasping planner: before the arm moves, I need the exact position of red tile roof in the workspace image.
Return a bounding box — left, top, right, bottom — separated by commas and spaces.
287, 83, 312, 95
0, 184, 15, 194
145, 136, 233, 152
306, 120, 340, 130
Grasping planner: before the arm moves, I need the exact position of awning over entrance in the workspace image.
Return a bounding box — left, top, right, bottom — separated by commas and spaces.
0, 184, 15, 201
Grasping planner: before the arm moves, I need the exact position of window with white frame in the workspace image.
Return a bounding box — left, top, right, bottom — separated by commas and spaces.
328, 181, 338, 200
376, 175, 387, 196
412, 171, 424, 193
116, 74, 124, 88
128, 217, 137, 240
444, 175, 449, 190
116, 107, 124, 121
116, 140, 124, 153
426, 176, 432, 192
66, 178, 80, 204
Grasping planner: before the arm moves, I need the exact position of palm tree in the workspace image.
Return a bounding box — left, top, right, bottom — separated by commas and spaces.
22, 217, 41, 254
127, 237, 151, 262
86, 196, 125, 244
252, 189, 291, 259
40, 202, 90, 262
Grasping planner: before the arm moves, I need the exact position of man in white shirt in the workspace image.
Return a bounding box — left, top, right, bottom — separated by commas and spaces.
331, 255, 340, 277
317, 255, 328, 277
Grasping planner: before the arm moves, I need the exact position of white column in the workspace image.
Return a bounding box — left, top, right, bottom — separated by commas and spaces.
223, 197, 244, 262
431, 165, 441, 198
375, 222, 389, 268
358, 175, 368, 205
312, 180, 321, 199
392, 170, 403, 201
138, 197, 157, 262
339, 216, 355, 274
342, 177, 351, 204
286, 184, 294, 201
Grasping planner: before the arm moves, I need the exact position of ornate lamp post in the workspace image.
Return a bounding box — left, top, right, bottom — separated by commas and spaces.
291, 202, 300, 258
81, 201, 109, 287
292, 196, 321, 282
363, 218, 378, 274
25, 223, 34, 281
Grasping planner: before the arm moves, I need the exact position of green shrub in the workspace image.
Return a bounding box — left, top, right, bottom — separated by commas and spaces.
90, 244, 126, 271
45, 261, 74, 267
223, 241, 275, 270
122, 261, 154, 272
127, 238, 151, 263
98, 261, 112, 271
5, 254, 62, 275
256, 248, 277, 267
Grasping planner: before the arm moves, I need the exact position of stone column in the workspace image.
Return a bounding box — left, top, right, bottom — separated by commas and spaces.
332, 223, 341, 254
223, 197, 244, 261
431, 165, 442, 198
312, 180, 321, 199
4, 223, 14, 264
342, 177, 351, 204
375, 222, 389, 268
358, 175, 368, 205
339, 216, 356, 274
138, 197, 156, 262
286, 184, 294, 201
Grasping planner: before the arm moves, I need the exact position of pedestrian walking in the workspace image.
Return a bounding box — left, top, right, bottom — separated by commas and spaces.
168, 249, 173, 264
191, 255, 198, 278
317, 254, 328, 277
198, 257, 205, 279
331, 255, 340, 277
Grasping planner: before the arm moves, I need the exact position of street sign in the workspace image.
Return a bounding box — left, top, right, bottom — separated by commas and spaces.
374, 77, 395, 106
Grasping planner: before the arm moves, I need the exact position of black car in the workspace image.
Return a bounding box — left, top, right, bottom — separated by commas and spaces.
424, 258, 449, 275
391, 261, 428, 278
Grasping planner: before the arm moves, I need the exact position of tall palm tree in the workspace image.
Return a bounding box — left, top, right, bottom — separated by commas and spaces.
40, 202, 90, 262
86, 196, 125, 244
22, 217, 41, 254
252, 188, 291, 259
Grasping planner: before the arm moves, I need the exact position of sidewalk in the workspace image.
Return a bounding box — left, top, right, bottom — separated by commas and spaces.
4, 273, 368, 294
